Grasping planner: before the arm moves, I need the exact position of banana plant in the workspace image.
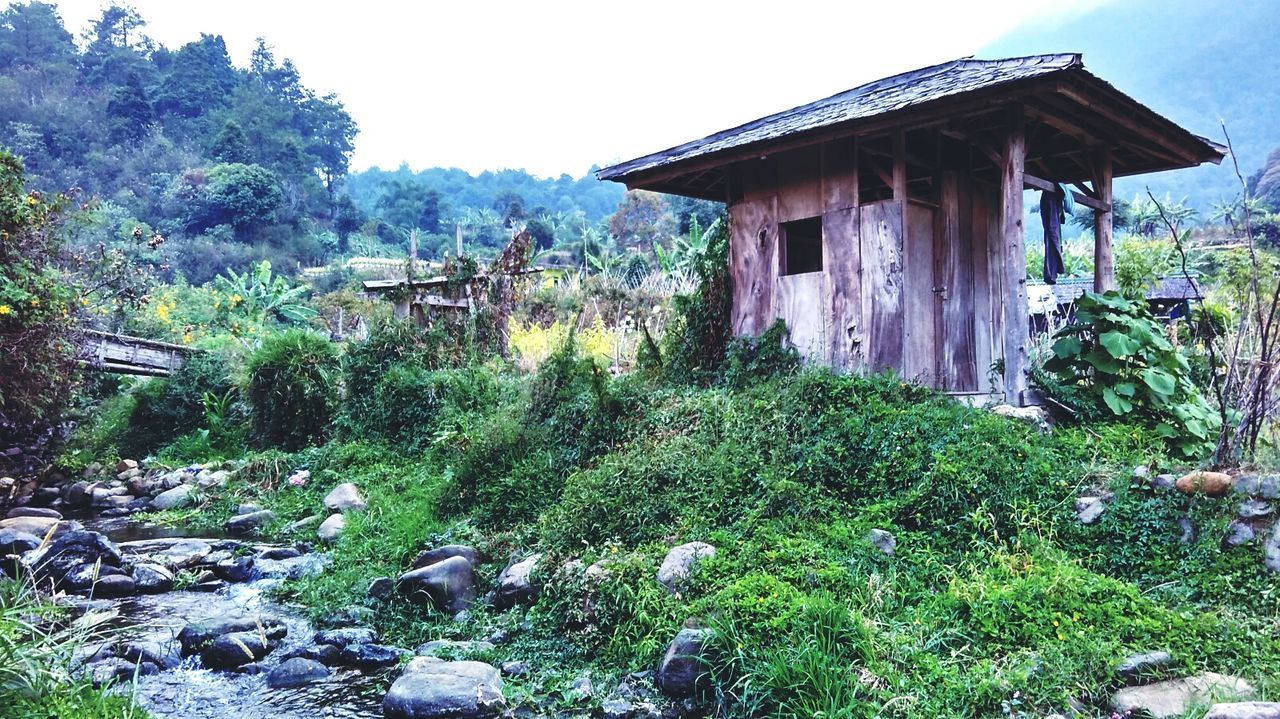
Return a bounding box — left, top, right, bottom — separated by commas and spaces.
214, 260, 317, 325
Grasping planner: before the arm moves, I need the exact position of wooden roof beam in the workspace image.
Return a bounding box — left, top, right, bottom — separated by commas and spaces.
1023, 172, 1110, 212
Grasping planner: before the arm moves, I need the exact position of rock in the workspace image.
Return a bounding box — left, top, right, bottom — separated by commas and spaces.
1176, 471, 1233, 497
5, 506, 61, 520
338, 643, 404, 669
284, 515, 322, 534
368, 576, 395, 599
237, 503, 264, 515
398, 556, 476, 614
1178, 516, 1197, 544
280, 644, 341, 665
868, 528, 896, 555
317, 513, 346, 543
257, 546, 300, 560
1238, 499, 1273, 520
658, 628, 710, 698
0, 528, 41, 557
1265, 522, 1280, 573
570, 674, 594, 698
118, 640, 181, 670
1151, 473, 1178, 491
323, 483, 367, 512
0, 515, 77, 537
315, 627, 376, 648
601, 698, 636, 719
214, 555, 256, 582
131, 562, 174, 593
657, 544, 713, 593
87, 573, 136, 598
1116, 650, 1173, 681
500, 660, 529, 677
267, 657, 331, 688
1205, 703, 1280, 719
492, 553, 542, 609
200, 630, 277, 670
1234, 474, 1280, 499
1224, 520, 1256, 547
196, 470, 229, 489
383, 659, 506, 719
224, 510, 276, 535
87, 658, 140, 687
1132, 465, 1151, 480
177, 614, 287, 656
64, 481, 90, 507
152, 484, 195, 511
991, 403, 1052, 429
1075, 494, 1108, 525
25, 529, 120, 584
157, 539, 212, 569
416, 640, 494, 657
1111, 673, 1256, 718
115, 459, 138, 473
412, 544, 480, 569
62, 563, 125, 591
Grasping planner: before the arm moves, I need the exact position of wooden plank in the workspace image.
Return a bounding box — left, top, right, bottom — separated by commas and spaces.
970, 177, 995, 395
777, 272, 826, 363
1093, 147, 1115, 292
1000, 107, 1030, 403
904, 202, 936, 385
939, 171, 978, 391
775, 145, 822, 221
729, 197, 778, 337
1023, 172, 1110, 211
821, 138, 858, 212
822, 205, 861, 371
860, 201, 904, 373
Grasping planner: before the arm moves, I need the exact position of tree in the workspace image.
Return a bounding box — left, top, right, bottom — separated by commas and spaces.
377, 179, 442, 234
209, 119, 251, 163
196, 163, 283, 230
493, 190, 526, 226
105, 69, 153, 143
608, 190, 675, 252
154, 34, 237, 118
525, 216, 556, 251
0, 2, 76, 72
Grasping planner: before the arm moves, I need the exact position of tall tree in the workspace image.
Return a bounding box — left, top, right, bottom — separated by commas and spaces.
154, 34, 237, 118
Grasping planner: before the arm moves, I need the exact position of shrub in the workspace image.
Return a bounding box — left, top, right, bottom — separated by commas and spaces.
244, 329, 339, 450
345, 363, 499, 450
1039, 291, 1221, 458
120, 348, 238, 457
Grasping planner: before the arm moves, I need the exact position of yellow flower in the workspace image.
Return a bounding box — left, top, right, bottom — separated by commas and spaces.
182, 332, 193, 344
29, 298, 38, 306
0, 305, 11, 315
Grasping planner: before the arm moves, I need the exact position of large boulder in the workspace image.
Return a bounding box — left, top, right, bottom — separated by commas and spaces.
1205, 703, 1280, 719
25, 530, 121, 585
224, 510, 277, 535
491, 554, 542, 609
324, 483, 367, 512
154, 539, 213, 569
383, 658, 506, 719
267, 657, 331, 688
152, 484, 195, 511
315, 627, 376, 649
177, 614, 287, 656
1116, 650, 1173, 682
1111, 673, 1255, 718
214, 556, 257, 583
5, 506, 62, 520
658, 628, 711, 698
657, 543, 715, 593
338, 643, 406, 669
413, 545, 480, 569
200, 630, 278, 670
0, 516, 80, 537
398, 556, 476, 614
317, 513, 346, 543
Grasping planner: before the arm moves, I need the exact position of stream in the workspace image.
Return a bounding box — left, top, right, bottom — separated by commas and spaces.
83, 517, 387, 719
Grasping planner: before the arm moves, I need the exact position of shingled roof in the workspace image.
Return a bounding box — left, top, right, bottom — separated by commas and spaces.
599, 54, 1225, 198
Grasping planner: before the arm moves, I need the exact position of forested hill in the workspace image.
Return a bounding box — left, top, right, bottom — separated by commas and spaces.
983, 0, 1278, 210
344, 166, 623, 226
0, 2, 361, 282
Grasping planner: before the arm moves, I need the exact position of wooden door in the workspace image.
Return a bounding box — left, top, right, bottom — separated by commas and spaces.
777, 272, 826, 363
934, 171, 980, 392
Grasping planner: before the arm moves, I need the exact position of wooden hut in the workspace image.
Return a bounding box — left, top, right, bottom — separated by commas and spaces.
598, 54, 1224, 404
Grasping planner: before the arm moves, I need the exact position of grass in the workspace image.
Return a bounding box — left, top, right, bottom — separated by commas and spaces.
66, 351, 1280, 717
0, 578, 148, 719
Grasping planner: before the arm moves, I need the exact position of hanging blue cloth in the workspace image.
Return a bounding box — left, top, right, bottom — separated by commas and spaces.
1039, 186, 1068, 284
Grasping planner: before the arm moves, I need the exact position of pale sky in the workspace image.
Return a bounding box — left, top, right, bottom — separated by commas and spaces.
47, 0, 1111, 179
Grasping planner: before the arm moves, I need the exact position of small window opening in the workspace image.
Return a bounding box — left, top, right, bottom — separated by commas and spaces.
781, 217, 823, 275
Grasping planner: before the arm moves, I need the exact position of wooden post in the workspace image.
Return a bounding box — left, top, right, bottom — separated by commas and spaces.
1092, 147, 1115, 293
1001, 107, 1030, 404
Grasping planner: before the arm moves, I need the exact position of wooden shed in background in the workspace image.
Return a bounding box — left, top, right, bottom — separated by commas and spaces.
599, 54, 1224, 405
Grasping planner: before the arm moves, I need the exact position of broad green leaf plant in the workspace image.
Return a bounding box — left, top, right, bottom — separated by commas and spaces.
1042, 291, 1222, 459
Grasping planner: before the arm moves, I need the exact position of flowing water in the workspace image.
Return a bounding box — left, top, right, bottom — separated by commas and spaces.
86, 517, 388, 719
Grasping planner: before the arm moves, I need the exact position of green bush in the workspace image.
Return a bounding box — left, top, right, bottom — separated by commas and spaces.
120, 349, 238, 457
244, 329, 339, 450
1039, 291, 1221, 458
345, 362, 499, 449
